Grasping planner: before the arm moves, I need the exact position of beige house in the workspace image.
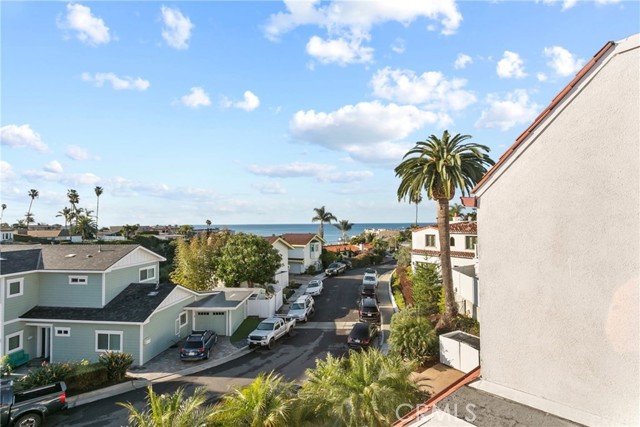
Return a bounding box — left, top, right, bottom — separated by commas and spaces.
280, 233, 324, 274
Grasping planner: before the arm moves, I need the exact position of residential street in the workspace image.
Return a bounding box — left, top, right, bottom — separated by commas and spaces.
45, 261, 397, 427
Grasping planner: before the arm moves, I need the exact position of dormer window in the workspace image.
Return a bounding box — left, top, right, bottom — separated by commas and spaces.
140, 266, 156, 282
69, 275, 88, 285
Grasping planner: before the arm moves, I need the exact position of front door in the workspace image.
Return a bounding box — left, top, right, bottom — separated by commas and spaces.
38, 326, 51, 359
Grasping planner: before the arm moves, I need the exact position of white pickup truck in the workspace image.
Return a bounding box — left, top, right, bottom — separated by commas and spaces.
247, 317, 296, 349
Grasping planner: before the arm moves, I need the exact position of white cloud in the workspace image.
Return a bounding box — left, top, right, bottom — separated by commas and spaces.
537, 72, 548, 82
0, 124, 48, 152
475, 89, 540, 131
264, 0, 463, 41
370, 67, 476, 111
44, 161, 64, 174
543, 46, 585, 77
248, 162, 373, 183
318, 170, 374, 183
235, 91, 261, 112
595, 0, 621, 4
306, 33, 374, 65
179, 87, 211, 109
454, 53, 472, 69
391, 38, 405, 54
66, 145, 99, 161
538, 0, 578, 10
161, 6, 193, 50
58, 3, 111, 46
81, 72, 150, 91
497, 51, 527, 79
0, 161, 16, 182
253, 181, 287, 194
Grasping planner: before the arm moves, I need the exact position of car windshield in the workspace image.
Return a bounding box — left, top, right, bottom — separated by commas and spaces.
183, 341, 203, 349
308, 283, 319, 288
257, 322, 274, 330
291, 303, 305, 310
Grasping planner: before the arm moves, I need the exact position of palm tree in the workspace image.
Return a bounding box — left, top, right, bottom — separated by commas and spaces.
1, 203, 6, 227
24, 212, 35, 228
300, 349, 423, 426
25, 189, 39, 231
410, 193, 422, 226
311, 206, 337, 240
56, 207, 73, 229
94, 186, 103, 234
75, 211, 97, 240
333, 219, 353, 244
449, 203, 465, 221
395, 130, 494, 331
118, 385, 212, 427
206, 219, 212, 235
67, 189, 80, 228
211, 371, 296, 427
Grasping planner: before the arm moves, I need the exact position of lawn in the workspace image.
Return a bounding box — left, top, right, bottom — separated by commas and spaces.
230, 316, 262, 343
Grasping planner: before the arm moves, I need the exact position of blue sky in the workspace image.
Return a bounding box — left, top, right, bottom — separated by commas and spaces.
1, 1, 638, 227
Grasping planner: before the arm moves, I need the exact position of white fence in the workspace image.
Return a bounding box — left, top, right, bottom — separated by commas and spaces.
246, 288, 283, 318
439, 331, 480, 373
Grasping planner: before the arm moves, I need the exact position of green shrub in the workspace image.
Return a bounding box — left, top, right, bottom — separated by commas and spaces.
393, 289, 406, 311
65, 363, 109, 394
98, 352, 134, 382
0, 355, 12, 376
306, 265, 317, 275
389, 307, 439, 365
15, 362, 74, 391
288, 281, 302, 289
455, 316, 480, 336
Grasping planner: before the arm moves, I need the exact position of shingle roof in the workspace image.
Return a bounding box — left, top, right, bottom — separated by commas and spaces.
413, 222, 477, 234
412, 249, 475, 259
185, 289, 255, 310
20, 282, 176, 323
263, 235, 294, 249
280, 233, 324, 246
0, 247, 42, 275
26, 229, 69, 238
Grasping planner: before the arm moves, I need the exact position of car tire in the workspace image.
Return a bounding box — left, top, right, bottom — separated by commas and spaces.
268, 339, 275, 350
13, 412, 43, 427
205, 349, 210, 360
288, 328, 294, 337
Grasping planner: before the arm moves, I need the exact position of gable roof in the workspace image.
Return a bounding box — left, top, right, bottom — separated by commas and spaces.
473, 40, 616, 194
26, 229, 70, 238
20, 282, 176, 323
280, 233, 325, 246
0, 247, 42, 275
185, 289, 256, 310
413, 222, 477, 234
263, 235, 295, 249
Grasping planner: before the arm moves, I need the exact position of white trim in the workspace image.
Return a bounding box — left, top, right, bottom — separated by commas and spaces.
68, 275, 88, 285
95, 330, 123, 352
8, 318, 143, 326
150, 295, 193, 316
6, 278, 24, 298
101, 273, 106, 306
179, 311, 188, 328
54, 327, 70, 337
5, 330, 23, 353
139, 324, 144, 366
174, 319, 180, 336
139, 266, 156, 282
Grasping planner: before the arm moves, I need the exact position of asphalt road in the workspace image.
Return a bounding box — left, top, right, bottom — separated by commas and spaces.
45, 261, 397, 427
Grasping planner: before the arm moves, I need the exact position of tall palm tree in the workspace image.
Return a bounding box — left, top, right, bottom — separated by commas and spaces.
311, 206, 337, 240
1, 204, 6, 227
56, 207, 73, 229
67, 189, 80, 229
206, 219, 212, 235
410, 193, 422, 226
300, 349, 423, 426
118, 385, 212, 427
94, 186, 103, 234
333, 219, 353, 244
211, 371, 296, 427
395, 130, 494, 331
25, 189, 39, 231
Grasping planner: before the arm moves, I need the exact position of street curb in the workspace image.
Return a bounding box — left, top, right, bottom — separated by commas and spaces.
66, 345, 253, 407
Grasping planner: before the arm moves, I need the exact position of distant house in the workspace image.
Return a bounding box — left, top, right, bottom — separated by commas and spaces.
0, 227, 14, 243
264, 236, 294, 288
324, 243, 372, 258
280, 233, 324, 274
23, 228, 72, 242
397, 34, 640, 427
0, 244, 254, 367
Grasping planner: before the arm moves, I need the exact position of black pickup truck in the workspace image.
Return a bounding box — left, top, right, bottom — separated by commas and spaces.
0, 379, 67, 427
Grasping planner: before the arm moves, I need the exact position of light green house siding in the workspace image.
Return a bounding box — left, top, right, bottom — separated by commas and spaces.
105, 264, 153, 304
50, 322, 141, 365
4, 273, 40, 321
37, 272, 103, 308
195, 312, 226, 336
141, 300, 193, 365
230, 303, 246, 335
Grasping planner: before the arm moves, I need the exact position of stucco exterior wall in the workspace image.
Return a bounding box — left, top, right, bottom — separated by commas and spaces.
476, 37, 639, 425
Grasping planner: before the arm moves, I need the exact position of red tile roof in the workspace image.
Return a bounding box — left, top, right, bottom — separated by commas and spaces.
413, 222, 477, 234
263, 235, 294, 249
324, 243, 373, 252
473, 40, 616, 193
280, 233, 323, 246
412, 249, 475, 259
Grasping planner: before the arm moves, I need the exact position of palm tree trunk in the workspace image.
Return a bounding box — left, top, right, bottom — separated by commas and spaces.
436, 198, 457, 332
319, 222, 324, 239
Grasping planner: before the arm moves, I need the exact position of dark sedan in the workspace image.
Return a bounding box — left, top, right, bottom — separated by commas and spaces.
347, 322, 379, 350
180, 330, 218, 361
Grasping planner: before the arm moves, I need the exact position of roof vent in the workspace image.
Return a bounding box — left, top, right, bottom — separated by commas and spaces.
86, 254, 93, 258
147, 291, 159, 297
65, 254, 76, 258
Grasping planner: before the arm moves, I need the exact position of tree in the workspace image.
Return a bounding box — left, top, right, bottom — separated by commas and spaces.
121, 224, 139, 240
449, 203, 465, 220
67, 189, 80, 228
395, 130, 494, 331
311, 206, 337, 240
177, 224, 194, 238
389, 307, 439, 365
75, 211, 97, 240
56, 207, 73, 229
215, 233, 282, 288
411, 262, 442, 315
333, 219, 353, 244
211, 371, 296, 427
300, 349, 423, 426
119, 385, 212, 427
0, 204, 6, 227
205, 219, 212, 234
94, 186, 103, 234
170, 231, 233, 291
410, 193, 422, 226
25, 189, 38, 231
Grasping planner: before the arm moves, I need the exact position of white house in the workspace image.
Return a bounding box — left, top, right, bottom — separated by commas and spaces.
264, 235, 294, 289
0, 227, 13, 243
280, 233, 324, 274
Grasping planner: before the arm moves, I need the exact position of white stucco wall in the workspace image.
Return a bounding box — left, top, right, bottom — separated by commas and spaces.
475, 35, 639, 426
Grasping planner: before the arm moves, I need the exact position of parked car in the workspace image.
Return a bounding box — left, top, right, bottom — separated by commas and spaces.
358, 297, 381, 324
362, 272, 378, 288
1, 379, 67, 427
248, 317, 295, 349
361, 283, 377, 299
347, 322, 379, 350
340, 259, 353, 269
180, 330, 218, 361
325, 262, 347, 276
281, 294, 315, 322
365, 268, 378, 276
304, 279, 324, 296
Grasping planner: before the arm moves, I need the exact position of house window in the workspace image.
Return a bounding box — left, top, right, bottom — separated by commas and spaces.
465, 236, 478, 250
7, 278, 23, 298
95, 331, 123, 352
179, 312, 188, 328
139, 266, 156, 282
6, 331, 23, 353
425, 235, 436, 247
55, 327, 71, 337
69, 275, 88, 285
450, 237, 455, 247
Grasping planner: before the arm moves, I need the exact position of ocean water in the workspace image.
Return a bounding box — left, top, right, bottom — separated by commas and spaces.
193, 223, 422, 245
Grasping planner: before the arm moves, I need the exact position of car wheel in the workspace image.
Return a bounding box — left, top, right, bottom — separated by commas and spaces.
303, 315, 307, 323
13, 413, 42, 427
214, 336, 218, 344
288, 327, 294, 337
205, 349, 210, 360
268, 339, 275, 350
